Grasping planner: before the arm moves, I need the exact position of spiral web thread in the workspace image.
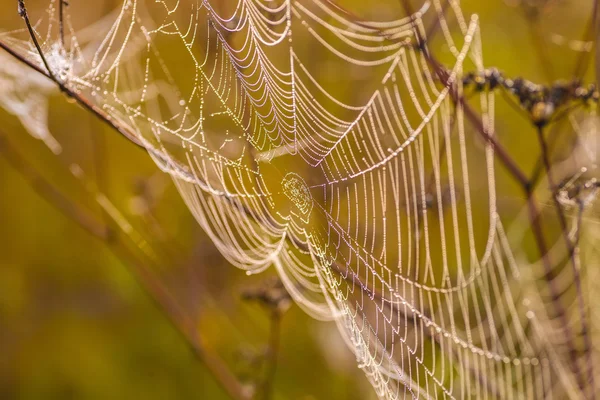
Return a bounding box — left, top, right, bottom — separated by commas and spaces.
2, 0, 599, 398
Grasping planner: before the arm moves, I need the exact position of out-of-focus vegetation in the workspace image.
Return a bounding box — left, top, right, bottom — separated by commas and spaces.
0, 0, 597, 399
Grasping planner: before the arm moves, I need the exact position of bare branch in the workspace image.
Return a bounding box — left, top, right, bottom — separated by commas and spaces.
17, 0, 59, 82
58, 0, 67, 48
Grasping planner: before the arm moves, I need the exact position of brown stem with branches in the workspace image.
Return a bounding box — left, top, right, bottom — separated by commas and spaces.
397, 0, 592, 394
519, 1, 596, 390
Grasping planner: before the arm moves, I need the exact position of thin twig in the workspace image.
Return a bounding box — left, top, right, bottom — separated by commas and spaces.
18, 0, 58, 82
527, 125, 561, 188
58, 0, 68, 49
0, 36, 145, 150
58, 0, 67, 48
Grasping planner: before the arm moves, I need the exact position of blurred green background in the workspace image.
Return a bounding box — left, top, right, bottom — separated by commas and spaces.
0, 0, 596, 399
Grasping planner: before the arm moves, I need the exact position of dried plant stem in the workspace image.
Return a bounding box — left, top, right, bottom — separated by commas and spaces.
0, 37, 145, 151
58, 0, 66, 48
17, 0, 58, 82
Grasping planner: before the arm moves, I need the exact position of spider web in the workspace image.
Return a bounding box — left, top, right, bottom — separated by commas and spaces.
2, 0, 598, 398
